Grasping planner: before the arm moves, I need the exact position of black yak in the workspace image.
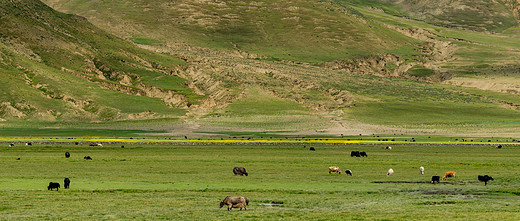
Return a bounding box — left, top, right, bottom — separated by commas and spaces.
233, 167, 248, 176
48, 182, 60, 191
478, 175, 494, 186
64, 178, 70, 189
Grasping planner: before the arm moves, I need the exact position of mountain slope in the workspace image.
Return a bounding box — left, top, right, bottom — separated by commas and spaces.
342, 0, 518, 32
43, 0, 422, 63
2, 0, 520, 136
0, 0, 194, 122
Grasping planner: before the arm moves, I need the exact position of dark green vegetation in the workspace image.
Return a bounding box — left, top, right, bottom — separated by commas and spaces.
1, 144, 519, 219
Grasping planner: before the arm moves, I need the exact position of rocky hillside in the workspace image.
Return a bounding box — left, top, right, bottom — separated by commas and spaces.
503, 0, 520, 20
343, 0, 518, 32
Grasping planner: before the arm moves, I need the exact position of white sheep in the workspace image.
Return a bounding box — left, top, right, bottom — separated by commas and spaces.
419, 166, 424, 175
387, 168, 394, 176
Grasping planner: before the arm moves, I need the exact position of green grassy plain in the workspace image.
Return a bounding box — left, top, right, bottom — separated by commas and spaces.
1, 143, 519, 220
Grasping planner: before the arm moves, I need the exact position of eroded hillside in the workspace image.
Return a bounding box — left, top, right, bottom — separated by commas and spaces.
343, 0, 518, 32
1, 0, 519, 136
0, 0, 196, 122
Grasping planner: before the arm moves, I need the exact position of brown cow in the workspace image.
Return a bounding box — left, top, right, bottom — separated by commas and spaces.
220, 196, 247, 211
329, 166, 341, 174
442, 171, 456, 180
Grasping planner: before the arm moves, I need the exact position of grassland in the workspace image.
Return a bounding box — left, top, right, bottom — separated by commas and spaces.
1, 143, 519, 220
2, 1, 518, 219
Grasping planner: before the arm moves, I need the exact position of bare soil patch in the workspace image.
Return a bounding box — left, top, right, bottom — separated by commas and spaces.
372, 181, 468, 185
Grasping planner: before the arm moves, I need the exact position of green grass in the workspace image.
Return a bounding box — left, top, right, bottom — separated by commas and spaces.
319, 72, 520, 129
130, 35, 164, 46
199, 87, 330, 130
1, 143, 519, 219
348, 100, 520, 127
407, 66, 435, 77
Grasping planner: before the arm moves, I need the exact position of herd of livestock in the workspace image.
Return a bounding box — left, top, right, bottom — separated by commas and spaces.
327, 166, 493, 186
223, 146, 497, 211
7, 142, 499, 211
328, 147, 495, 186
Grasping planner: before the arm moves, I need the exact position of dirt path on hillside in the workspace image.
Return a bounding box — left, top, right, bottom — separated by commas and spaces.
446, 77, 520, 95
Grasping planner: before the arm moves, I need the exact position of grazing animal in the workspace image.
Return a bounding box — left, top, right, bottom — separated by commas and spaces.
497, 145, 502, 149
387, 168, 394, 176
16, 157, 20, 160
329, 166, 342, 174
9, 143, 14, 147
478, 175, 494, 186
351, 151, 361, 157
48, 182, 60, 191
431, 176, 440, 184
386, 146, 392, 150
84, 156, 92, 160
419, 166, 424, 175
309, 147, 315, 151
220, 196, 247, 211
442, 171, 456, 180
345, 169, 353, 176
97, 143, 103, 147
233, 167, 248, 176
65, 152, 70, 158
25, 142, 32, 146
64, 178, 70, 189
360, 152, 367, 157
